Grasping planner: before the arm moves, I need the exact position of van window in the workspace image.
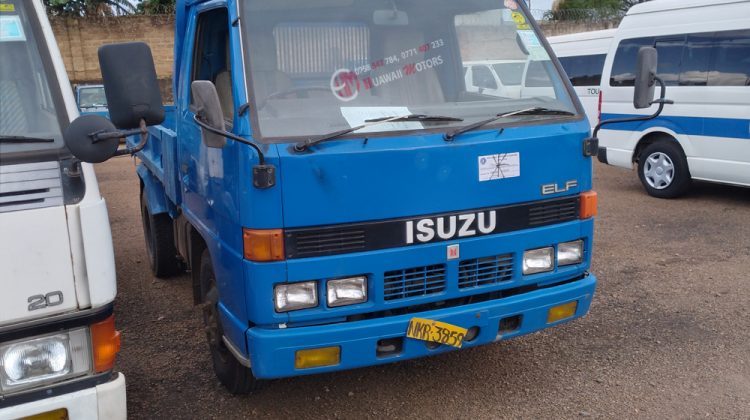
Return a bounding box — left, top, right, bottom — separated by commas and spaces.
679, 33, 712, 86
525, 61, 554, 87
558, 54, 605, 86
472, 65, 497, 90
709, 30, 750, 86
492, 62, 525, 86
654, 37, 684, 86
609, 37, 654, 86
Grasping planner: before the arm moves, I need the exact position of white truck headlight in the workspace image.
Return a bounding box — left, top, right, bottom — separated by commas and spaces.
0, 329, 91, 393
558, 240, 584, 266
274, 281, 318, 312
523, 247, 554, 275
327, 276, 367, 307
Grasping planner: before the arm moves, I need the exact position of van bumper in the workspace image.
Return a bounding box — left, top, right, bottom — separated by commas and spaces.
247, 274, 596, 379
0, 373, 126, 420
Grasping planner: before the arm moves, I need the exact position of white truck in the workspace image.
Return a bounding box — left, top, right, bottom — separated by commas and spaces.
0, 0, 126, 418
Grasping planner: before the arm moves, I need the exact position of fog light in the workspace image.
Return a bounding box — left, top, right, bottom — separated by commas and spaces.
19, 408, 69, 420
558, 240, 584, 266
295, 347, 340, 369
523, 247, 554, 275
274, 281, 318, 312
547, 301, 578, 323
327, 276, 367, 307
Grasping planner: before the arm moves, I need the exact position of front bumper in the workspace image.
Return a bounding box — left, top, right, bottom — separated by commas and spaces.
247, 274, 596, 379
0, 373, 126, 420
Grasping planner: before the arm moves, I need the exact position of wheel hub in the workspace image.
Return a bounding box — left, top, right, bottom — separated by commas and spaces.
643, 152, 675, 190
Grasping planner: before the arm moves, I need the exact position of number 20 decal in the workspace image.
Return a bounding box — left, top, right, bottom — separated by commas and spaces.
28, 291, 64, 311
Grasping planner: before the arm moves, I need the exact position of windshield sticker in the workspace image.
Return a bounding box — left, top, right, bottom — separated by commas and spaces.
340, 107, 423, 133
511, 11, 530, 30
330, 39, 446, 102
478, 153, 521, 182
0, 4, 16, 12
0, 15, 24, 42
517, 30, 548, 61
504, 0, 519, 10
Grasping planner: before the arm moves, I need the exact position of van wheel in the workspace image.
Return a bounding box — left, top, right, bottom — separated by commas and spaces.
140, 189, 181, 277
637, 140, 691, 198
199, 249, 264, 394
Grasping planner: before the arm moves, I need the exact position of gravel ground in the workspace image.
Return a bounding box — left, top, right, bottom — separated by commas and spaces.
96, 158, 750, 419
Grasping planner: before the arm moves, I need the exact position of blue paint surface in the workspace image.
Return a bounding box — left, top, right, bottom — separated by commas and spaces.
602, 113, 750, 140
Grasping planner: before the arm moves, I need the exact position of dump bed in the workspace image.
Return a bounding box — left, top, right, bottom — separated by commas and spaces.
128, 105, 181, 206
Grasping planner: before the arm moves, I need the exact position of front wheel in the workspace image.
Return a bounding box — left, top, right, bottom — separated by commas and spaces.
637, 140, 691, 199
199, 249, 264, 394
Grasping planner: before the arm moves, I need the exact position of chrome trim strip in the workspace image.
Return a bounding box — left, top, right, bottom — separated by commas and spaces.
223, 335, 252, 368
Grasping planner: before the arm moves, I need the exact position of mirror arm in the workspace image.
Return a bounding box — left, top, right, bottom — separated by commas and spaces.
193, 114, 266, 165
592, 77, 672, 138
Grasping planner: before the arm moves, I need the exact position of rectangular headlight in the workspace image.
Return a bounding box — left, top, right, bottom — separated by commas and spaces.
274, 281, 318, 312
0, 329, 91, 393
327, 276, 367, 307
523, 247, 554, 275
558, 240, 584, 266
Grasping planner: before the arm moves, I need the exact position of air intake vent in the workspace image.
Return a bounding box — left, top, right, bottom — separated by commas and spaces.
0, 161, 63, 213
290, 228, 366, 258
384, 264, 446, 301
459, 254, 514, 289
528, 198, 578, 226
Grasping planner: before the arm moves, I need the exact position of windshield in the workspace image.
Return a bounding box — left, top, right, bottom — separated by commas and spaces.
240, 0, 576, 141
78, 86, 107, 108
0, 0, 66, 157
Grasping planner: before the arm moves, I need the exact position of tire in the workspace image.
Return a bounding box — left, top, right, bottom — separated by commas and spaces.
637, 139, 691, 199
140, 189, 181, 277
199, 249, 264, 394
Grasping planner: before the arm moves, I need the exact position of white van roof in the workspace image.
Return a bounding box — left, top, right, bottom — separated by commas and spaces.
627, 0, 749, 15
547, 29, 617, 45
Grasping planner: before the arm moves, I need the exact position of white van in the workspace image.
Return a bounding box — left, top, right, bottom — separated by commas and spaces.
0, 0, 125, 417
549, 29, 616, 130
598, 0, 750, 198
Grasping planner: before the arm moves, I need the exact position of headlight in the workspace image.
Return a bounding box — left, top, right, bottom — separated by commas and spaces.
558, 240, 584, 266
327, 276, 368, 307
0, 329, 91, 393
523, 247, 554, 275
274, 281, 318, 312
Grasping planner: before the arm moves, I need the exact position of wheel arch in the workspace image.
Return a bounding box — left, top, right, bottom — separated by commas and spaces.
631, 128, 690, 165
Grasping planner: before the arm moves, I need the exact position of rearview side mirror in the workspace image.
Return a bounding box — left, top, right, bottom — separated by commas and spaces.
191, 81, 227, 148
98, 42, 165, 129
633, 47, 657, 109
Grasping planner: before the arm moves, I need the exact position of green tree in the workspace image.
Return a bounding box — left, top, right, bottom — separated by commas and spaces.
44, 0, 135, 16
547, 0, 651, 21
137, 0, 175, 15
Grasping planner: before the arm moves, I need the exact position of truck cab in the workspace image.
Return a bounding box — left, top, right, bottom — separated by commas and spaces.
0, 1, 125, 417
129, 0, 599, 393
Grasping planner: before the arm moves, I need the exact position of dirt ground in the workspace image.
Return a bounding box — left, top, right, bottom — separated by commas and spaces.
95, 158, 750, 419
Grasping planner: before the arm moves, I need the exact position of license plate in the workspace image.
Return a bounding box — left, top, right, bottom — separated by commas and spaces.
406, 317, 468, 348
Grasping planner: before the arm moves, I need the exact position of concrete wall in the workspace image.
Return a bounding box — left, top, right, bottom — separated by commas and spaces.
49, 14, 617, 100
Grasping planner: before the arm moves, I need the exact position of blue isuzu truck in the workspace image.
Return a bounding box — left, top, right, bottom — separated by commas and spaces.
118, 0, 605, 393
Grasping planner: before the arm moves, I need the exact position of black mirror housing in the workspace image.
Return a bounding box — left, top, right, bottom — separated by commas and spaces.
64, 115, 120, 163
191, 80, 227, 148
634, 47, 658, 109
98, 42, 164, 129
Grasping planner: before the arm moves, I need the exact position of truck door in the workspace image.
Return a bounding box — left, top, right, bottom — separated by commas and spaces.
177, 5, 236, 232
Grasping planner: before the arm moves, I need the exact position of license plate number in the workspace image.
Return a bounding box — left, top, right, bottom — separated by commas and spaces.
406, 317, 468, 348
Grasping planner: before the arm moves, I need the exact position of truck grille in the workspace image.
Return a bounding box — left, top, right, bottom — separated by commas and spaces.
291, 228, 366, 258
458, 254, 514, 289
383, 264, 446, 301
0, 162, 63, 213
528, 199, 578, 226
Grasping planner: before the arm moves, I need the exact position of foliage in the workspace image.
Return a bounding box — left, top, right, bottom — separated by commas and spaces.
137, 0, 175, 15
44, 0, 136, 16
546, 0, 652, 21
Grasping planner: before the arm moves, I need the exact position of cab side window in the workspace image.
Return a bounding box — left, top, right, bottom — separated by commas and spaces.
472, 65, 497, 90
190, 8, 234, 124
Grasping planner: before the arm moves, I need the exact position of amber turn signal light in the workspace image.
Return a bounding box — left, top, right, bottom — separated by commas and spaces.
243, 228, 285, 261
580, 191, 598, 219
91, 315, 121, 373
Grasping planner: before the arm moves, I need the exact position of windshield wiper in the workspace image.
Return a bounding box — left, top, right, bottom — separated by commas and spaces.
294, 114, 463, 152
0, 135, 55, 144
444, 107, 575, 141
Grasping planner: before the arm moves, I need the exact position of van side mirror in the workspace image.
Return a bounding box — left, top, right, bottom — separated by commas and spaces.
98, 42, 165, 129
191, 81, 227, 148
634, 47, 658, 109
